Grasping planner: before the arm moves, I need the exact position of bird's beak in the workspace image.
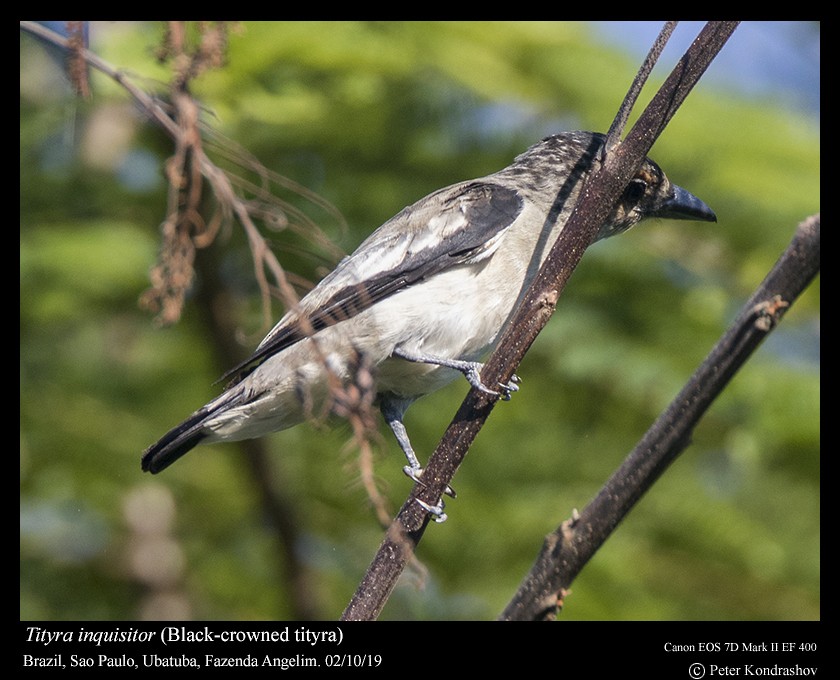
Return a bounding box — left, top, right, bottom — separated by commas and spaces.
653, 185, 717, 223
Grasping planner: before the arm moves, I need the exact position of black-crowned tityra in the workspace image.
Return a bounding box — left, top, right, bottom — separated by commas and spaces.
141, 131, 716, 502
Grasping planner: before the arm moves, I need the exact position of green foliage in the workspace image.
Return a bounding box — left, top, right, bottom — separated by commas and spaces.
20, 21, 819, 621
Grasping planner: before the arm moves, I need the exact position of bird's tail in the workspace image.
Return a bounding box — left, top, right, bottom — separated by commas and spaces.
141, 397, 233, 474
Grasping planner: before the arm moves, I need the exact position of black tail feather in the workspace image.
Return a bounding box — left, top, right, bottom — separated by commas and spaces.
142, 407, 216, 474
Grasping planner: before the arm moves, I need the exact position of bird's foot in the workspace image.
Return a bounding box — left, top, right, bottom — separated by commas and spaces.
416, 498, 448, 523
463, 363, 521, 400
498, 373, 521, 401
392, 347, 521, 401
403, 465, 456, 498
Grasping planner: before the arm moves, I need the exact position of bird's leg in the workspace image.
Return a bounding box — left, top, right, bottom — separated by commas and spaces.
392, 346, 521, 399
380, 395, 423, 476
379, 395, 455, 510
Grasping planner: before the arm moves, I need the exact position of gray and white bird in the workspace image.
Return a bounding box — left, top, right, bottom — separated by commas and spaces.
141, 131, 715, 480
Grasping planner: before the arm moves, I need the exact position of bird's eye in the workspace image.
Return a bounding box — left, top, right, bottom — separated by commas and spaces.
624, 178, 647, 204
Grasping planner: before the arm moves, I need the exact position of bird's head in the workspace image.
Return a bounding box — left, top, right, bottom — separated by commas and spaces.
508, 131, 717, 241
600, 155, 717, 239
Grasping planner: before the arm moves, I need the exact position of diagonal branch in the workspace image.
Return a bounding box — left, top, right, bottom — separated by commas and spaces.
342, 21, 740, 621
500, 213, 820, 620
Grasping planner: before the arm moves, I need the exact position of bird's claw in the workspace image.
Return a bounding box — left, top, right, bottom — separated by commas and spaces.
403, 465, 456, 498
416, 498, 447, 523
498, 373, 521, 401
407, 467, 450, 521
464, 363, 500, 396
465, 364, 521, 401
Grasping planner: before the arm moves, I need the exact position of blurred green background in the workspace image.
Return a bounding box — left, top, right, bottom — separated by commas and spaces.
20, 21, 819, 621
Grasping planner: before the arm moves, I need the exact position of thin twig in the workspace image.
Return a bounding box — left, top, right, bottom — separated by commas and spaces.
20, 20, 337, 331
23, 21, 390, 612
20, 21, 180, 138
605, 21, 678, 151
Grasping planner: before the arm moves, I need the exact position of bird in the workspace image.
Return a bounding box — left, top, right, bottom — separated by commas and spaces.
141, 131, 716, 493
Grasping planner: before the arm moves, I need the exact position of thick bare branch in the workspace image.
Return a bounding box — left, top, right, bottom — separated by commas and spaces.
500, 214, 820, 620
342, 21, 740, 622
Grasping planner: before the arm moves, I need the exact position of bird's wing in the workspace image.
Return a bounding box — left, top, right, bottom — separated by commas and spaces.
221, 181, 523, 384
